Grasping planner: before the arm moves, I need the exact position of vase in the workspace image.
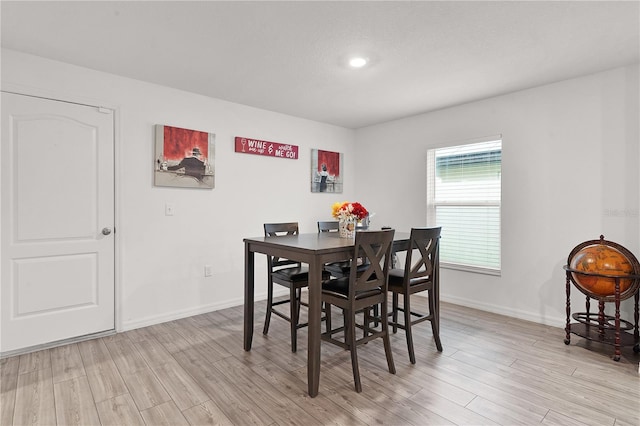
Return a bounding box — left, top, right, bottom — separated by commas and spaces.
339, 217, 356, 239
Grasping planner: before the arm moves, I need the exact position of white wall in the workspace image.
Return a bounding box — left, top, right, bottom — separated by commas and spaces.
3, 48, 639, 333
355, 65, 640, 326
1, 49, 357, 331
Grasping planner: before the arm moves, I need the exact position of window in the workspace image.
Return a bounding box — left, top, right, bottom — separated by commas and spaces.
426, 138, 502, 274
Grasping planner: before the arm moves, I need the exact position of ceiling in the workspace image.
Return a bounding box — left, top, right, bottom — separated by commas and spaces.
2, 1, 639, 129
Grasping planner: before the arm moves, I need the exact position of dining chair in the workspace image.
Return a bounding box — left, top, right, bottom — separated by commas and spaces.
321, 229, 396, 392
388, 227, 443, 364
263, 222, 329, 352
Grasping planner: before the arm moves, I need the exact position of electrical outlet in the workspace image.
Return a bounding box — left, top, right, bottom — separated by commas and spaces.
204, 265, 212, 277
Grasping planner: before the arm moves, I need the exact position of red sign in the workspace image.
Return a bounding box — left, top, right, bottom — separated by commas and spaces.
234, 137, 299, 159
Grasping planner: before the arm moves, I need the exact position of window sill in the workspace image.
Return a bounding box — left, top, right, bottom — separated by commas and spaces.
441, 262, 501, 276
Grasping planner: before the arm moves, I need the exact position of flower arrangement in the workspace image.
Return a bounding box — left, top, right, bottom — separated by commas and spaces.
332, 201, 368, 238
331, 201, 369, 221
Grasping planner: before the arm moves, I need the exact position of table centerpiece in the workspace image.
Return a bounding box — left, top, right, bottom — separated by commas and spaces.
331, 201, 368, 238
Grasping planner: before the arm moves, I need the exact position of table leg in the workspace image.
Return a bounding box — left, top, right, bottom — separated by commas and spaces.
244, 244, 255, 351
307, 260, 322, 397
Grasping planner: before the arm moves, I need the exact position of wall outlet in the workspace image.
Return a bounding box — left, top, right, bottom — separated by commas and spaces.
204, 265, 212, 277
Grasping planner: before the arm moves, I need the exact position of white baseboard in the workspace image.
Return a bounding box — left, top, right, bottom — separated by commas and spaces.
122, 290, 567, 333
120, 291, 272, 332
439, 294, 566, 328
120, 283, 295, 332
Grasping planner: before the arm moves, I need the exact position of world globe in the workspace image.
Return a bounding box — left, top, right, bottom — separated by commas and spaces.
569, 242, 637, 300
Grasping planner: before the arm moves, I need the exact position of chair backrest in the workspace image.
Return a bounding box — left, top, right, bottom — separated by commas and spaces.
318, 221, 339, 233
402, 227, 441, 286
348, 229, 395, 298
264, 222, 299, 237
264, 222, 300, 268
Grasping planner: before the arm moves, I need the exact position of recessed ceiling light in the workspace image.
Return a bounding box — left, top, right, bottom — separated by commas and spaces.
349, 57, 368, 68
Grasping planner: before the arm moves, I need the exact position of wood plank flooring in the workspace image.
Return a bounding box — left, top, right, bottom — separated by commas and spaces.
1, 298, 638, 425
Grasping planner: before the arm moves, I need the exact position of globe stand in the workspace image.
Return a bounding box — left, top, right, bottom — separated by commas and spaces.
564, 272, 640, 361
563, 236, 640, 362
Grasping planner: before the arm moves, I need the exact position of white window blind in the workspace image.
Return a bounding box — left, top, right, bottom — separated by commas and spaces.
427, 138, 502, 274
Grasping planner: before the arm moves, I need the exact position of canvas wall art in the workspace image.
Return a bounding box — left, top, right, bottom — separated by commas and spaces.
154, 124, 215, 189
311, 149, 343, 193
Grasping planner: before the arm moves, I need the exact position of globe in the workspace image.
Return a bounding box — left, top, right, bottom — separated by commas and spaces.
569, 244, 635, 298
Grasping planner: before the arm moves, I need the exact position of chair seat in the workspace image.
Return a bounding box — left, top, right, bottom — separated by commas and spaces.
322, 277, 382, 300
388, 268, 432, 290
273, 266, 330, 284
324, 260, 370, 278
272, 265, 310, 283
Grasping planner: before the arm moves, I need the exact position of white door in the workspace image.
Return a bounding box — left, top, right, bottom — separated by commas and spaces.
1, 92, 115, 354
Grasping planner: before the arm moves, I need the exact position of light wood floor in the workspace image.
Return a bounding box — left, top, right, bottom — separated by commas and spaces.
1, 297, 639, 426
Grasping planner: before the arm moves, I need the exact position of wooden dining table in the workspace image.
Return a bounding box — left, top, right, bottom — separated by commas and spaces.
243, 230, 410, 397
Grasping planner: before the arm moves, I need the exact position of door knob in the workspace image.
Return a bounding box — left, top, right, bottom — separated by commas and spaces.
102, 227, 112, 236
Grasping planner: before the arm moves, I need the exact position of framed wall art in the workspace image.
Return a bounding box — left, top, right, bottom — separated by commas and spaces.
310, 149, 343, 193
154, 124, 215, 189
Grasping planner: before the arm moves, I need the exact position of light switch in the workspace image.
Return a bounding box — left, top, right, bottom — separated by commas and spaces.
165, 203, 175, 216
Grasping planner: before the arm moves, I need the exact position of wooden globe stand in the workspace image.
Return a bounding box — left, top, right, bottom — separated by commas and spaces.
564, 268, 640, 360
563, 236, 640, 361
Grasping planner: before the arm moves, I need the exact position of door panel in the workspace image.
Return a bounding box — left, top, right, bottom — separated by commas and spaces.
15, 115, 98, 241
1, 92, 114, 354
14, 253, 97, 316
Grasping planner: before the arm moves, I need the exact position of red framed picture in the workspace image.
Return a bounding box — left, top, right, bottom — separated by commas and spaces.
311, 149, 343, 193
154, 124, 215, 189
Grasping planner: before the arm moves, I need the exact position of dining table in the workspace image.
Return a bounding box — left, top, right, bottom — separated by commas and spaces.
243, 230, 410, 397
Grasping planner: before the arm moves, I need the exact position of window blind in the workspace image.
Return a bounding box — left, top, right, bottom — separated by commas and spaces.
427, 139, 502, 273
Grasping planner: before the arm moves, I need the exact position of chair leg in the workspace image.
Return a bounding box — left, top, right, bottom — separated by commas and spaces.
381, 298, 396, 375
392, 293, 399, 334
372, 304, 380, 327
263, 278, 274, 335
324, 303, 332, 334
290, 286, 298, 353
296, 287, 302, 319
346, 309, 362, 393
429, 290, 443, 352
363, 307, 370, 339
404, 293, 416, 364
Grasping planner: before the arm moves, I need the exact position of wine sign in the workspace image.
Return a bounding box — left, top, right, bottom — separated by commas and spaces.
234, 137, 299, 159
